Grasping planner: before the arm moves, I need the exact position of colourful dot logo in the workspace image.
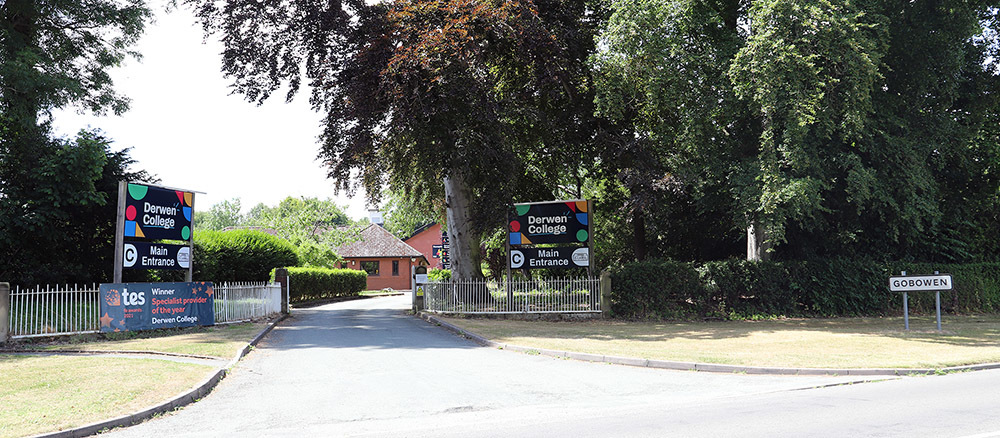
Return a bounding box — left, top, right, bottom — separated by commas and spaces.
509, 200, 590, 245
123, 183, 195, 241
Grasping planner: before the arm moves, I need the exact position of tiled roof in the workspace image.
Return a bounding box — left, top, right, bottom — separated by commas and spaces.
337, 224, 424, 258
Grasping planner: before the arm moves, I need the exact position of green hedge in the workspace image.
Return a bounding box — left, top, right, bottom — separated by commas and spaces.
610, 259, 1000, 319
195, 230, 298, 282
609, 259, 706, 319
275, 266, 367, 302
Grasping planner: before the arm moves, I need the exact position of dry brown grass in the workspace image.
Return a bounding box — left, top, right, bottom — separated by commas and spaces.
441, 315, 1000, 369
0, 321, 272, 437
38, 321, 268, 358
0, 355, 212, 438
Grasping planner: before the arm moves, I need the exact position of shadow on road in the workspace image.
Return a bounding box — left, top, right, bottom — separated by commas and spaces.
259, 296, 477, 352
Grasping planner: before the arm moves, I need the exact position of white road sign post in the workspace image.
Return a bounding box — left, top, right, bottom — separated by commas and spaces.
889, 271, 952, 331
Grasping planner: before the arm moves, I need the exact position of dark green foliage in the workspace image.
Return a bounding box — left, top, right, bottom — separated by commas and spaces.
702, 259, 890, 318
702, 260, 802, 318
194, 230, 298, 282
609, 259, 706, 319
0, 0, 152, 286
612, 259, 1000, 320
594, 0, 1000, 263
189, 0, 603, 278
275, 267, 367, 302
0, 130, 154, 286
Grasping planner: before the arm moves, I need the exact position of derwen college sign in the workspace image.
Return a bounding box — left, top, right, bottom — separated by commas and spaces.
508, 200, 592, 270
124, 183, 194, 241
508, 200, 590, 245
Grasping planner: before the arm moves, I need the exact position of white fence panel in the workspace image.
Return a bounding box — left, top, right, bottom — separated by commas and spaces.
424, 277, 600, 314
7, 281, 284, 338
214, 282, 283, 324
9, 284, 100, 338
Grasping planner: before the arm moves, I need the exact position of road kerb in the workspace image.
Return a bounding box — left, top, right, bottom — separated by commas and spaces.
419, 312, 1000, 377
27, 315, 286, 438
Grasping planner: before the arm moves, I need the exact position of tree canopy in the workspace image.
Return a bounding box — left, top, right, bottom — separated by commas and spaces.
594, 0, 1000, 263
190, 0, 602, 278
0, 0, 154, 285
190, 0, 1000, 271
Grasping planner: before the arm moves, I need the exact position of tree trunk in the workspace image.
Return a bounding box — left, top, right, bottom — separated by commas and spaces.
746, 221, 772, 261
633, 209, 647, 261
443, 169, 483, 279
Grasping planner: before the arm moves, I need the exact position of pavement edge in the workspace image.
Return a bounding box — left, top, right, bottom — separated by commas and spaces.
30, 314, 288, 438
418, 312, 1000, 377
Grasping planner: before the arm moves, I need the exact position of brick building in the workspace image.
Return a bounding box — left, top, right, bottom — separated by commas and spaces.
403, 223, 448, 270
337, 224, 427, 291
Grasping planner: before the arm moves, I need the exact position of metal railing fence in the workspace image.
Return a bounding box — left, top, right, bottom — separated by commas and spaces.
9, 284, 101, 338
214, 282, 283, 324
423, 277, 600, 314
7, 282, 283, 339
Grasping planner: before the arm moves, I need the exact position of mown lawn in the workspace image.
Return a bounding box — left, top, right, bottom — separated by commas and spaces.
440, 315, 1000, 369
0, 355, 212, 438
0, 321, 271, 437
34, 321, 268, 359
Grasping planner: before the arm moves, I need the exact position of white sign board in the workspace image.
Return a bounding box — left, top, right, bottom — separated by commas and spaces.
889, 275, 953, 292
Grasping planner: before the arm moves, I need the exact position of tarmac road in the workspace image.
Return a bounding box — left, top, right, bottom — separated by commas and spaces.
103, 294, 969, 438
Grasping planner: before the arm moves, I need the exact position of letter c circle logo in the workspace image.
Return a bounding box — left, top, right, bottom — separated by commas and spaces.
510, 250, 524, 269
123, 243, 137, 268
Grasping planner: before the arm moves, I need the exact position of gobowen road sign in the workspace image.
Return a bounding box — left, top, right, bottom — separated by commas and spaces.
888, 274, 953, 292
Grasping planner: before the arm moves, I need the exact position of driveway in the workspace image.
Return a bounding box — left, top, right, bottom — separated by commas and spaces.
103, 294, 913, 437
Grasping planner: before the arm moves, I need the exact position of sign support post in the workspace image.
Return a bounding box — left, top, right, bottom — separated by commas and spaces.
936, 291, 942, 331
890, 270, 951, 332
507, 199, 595, 309
113, 181, 126, 283
903, 294, 909, 330
114, 182, 200, 282
186, 193, 196, 282
935, 271, 942, 331
902, 271, 909, 330
586, 199, 593, 279
505, 211, 512, 302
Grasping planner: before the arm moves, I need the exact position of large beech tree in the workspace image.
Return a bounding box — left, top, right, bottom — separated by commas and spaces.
191, 0, 599, 278
594, 0, 1000, 263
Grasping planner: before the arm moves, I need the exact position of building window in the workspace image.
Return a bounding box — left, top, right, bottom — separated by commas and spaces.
392, 260, 399, 276
362, 261, 379, 276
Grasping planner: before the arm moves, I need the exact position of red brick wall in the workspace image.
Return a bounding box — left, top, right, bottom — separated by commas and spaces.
404, 223, 445, 269
344, 257, 415, 291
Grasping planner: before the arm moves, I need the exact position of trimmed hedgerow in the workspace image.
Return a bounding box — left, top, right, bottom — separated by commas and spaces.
609, 259, 706, 319
274, 266, 367, 302
194, 229, 298, 282
610, 258, 1000, 320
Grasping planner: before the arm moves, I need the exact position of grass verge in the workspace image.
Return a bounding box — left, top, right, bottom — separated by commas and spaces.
0, 355, 212, 438
23, 322, 269, 359
0, 321, 272, 437
440, 315, 1000, 369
